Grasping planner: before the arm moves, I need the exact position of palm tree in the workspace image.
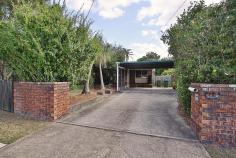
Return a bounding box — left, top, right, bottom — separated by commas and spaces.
123, 48, 133, 61
96, 42, 111, 92
83, 34, 111, 94
113, 45, 133, 61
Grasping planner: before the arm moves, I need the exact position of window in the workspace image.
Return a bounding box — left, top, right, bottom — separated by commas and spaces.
136, 70, 148, 78
136, 70, 142, 78
142, 70, 148, 77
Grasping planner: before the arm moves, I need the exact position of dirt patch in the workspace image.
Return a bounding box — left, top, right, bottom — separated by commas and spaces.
0, 111, 47, 144
70, 90, 97, 106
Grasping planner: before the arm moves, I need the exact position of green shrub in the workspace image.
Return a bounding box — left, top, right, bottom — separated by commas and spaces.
0, 2, 97, 87
162, 0, 236, 115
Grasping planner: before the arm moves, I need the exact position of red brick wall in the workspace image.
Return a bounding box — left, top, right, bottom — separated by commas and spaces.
191, 83, 236, 147
14, 82, 69, 120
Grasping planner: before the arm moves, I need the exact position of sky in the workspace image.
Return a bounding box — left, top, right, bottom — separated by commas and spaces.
65, 0, 223, 61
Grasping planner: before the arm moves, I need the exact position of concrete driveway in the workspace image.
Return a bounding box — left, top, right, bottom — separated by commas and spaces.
0, 88, 210, 158
62, 88, 196, 140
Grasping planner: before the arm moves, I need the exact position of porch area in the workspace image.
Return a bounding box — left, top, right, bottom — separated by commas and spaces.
116, 61, 174, 91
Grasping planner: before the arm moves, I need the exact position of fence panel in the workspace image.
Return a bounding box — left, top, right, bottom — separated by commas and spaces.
155, 76, 172, 87
0, 80, 13, 112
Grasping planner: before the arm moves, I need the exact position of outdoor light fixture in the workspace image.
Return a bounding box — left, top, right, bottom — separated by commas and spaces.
188, 87, 198, 93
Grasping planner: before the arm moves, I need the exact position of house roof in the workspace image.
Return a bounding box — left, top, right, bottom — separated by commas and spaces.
119, 60, 174, 69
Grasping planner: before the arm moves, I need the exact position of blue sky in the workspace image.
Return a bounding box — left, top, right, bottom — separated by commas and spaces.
65, 0, 222, 61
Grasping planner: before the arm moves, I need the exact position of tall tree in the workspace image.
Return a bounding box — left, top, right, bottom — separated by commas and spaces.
83, 35, 100, 94
93, 35, 112, 92
93, 44, 132, 86
0, 0, 50, 20
137, 52, 160, 62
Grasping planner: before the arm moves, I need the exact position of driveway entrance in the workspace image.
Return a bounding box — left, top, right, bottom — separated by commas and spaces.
62, 88, 196, 140
0, 88, 210, 158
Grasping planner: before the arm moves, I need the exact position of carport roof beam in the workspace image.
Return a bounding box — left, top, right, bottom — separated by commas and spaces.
119, 61, 174, 69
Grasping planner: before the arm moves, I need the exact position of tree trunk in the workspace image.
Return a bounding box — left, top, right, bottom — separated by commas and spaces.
99, 61, 105, 91
85, 60, 94, 94
81, 81, 86, 95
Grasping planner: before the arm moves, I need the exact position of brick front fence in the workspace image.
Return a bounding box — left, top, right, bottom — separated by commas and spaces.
191, 83, 236, 147
14, 82, 69, 120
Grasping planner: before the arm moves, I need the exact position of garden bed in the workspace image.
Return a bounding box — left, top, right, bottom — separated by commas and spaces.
70, 90, 98, 106
70, 86, 116, 106
0, 111, 47, 144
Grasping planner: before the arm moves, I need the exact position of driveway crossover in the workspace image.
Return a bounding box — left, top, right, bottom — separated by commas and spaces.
0, 88, 210, 158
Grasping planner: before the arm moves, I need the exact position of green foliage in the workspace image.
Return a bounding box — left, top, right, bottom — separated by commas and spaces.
0, 0, 50, 20
94, 34, 112, 67
161, 68, 175, 76
105, 45, 132, 84
155, 69, 164, 76
137, 52, 160, 62
138, 52, 162, 76
92, 44, 132, 85
0, 1, 132, 89
161, 0, 236, 114
0, 2, 98, 86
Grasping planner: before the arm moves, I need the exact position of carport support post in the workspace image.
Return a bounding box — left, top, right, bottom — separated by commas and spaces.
116, 62, 120, 91
127, 69, 130, 88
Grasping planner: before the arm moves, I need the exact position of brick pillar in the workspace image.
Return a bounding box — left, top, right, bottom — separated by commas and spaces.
191, 83, 236, 147
14, 82, 69, 120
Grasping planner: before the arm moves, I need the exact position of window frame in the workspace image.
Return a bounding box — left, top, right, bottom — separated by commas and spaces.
135, 70, 148, 78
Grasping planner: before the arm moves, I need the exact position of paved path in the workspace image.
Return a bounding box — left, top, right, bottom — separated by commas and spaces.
0, 88, 210, 158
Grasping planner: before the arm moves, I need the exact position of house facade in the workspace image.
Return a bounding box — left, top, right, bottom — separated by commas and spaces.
116, 61, 174, 91
128, 69, 154, 88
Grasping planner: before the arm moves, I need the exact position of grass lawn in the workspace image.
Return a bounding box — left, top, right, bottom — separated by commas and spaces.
0, 110, 47, 144
205, 145, 236, 158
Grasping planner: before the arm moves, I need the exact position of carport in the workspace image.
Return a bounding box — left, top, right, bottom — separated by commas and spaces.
116, 61, 174, 91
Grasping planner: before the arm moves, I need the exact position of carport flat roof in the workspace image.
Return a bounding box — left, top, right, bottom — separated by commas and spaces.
119, 61, 174, 69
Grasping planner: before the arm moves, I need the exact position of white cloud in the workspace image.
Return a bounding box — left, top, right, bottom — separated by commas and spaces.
66, 0, 93, 12
142, 29, 159, 39
137, 0, 223, 31
97, 0, 143, 19
65, 0, 143, 19
99, 7, 124, 19
129, 42, 168, 61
